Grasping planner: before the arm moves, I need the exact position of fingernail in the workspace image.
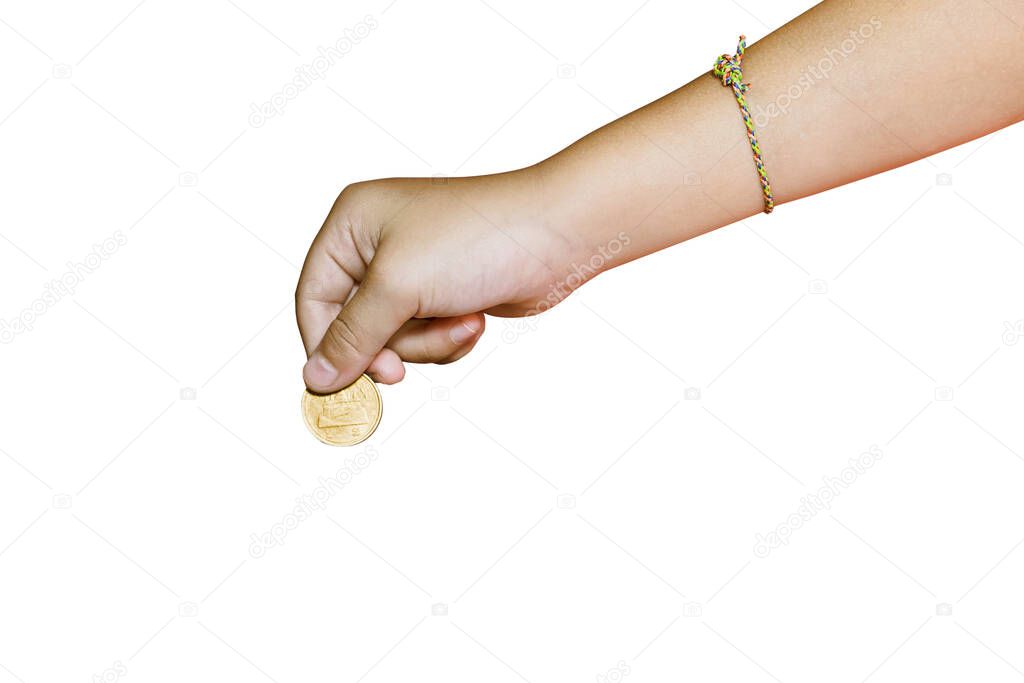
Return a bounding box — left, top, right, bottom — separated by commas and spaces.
304, 353, 338, 387
449, 320, 479, 344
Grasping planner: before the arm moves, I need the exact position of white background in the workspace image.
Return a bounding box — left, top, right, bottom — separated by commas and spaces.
2, 0, 1024, 681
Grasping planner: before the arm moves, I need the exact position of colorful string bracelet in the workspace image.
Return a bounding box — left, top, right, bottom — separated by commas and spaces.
713, 35, 774, 214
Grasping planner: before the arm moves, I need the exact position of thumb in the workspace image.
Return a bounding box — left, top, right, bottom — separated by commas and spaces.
303, 271, 414, 393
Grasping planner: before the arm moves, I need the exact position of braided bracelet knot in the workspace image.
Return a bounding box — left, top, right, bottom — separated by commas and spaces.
712, 49, 747, 91
712, 35, 774, 214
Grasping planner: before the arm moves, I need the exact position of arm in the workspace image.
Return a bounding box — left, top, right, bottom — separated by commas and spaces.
297, 0, 1024, 393
543, 0, 1024, 262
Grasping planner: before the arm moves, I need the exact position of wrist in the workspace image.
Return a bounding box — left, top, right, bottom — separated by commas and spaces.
533, 66, 794, 272
530, 144, 663, 276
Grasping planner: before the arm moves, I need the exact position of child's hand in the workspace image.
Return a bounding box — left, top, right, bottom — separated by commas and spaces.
297, 0, 1024, 396
296, 168, 580, 392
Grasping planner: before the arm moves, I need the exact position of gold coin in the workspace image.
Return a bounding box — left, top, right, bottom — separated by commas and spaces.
301, 374, 382, 446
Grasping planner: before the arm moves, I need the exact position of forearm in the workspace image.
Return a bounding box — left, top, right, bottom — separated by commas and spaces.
539, 0, 1024, 264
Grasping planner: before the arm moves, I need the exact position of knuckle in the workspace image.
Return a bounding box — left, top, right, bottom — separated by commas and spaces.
336, 180, 376, 207
296, 277, 323, 300
336, 182, 360, 203
419, 335, 443, 362
322, 316, 366, 360
326, 182, 371, 232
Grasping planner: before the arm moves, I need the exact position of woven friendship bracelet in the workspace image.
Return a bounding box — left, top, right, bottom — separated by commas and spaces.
713, 35, 774, 214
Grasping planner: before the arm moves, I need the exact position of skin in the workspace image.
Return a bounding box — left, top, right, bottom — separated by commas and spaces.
297, 0, 1024, 392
